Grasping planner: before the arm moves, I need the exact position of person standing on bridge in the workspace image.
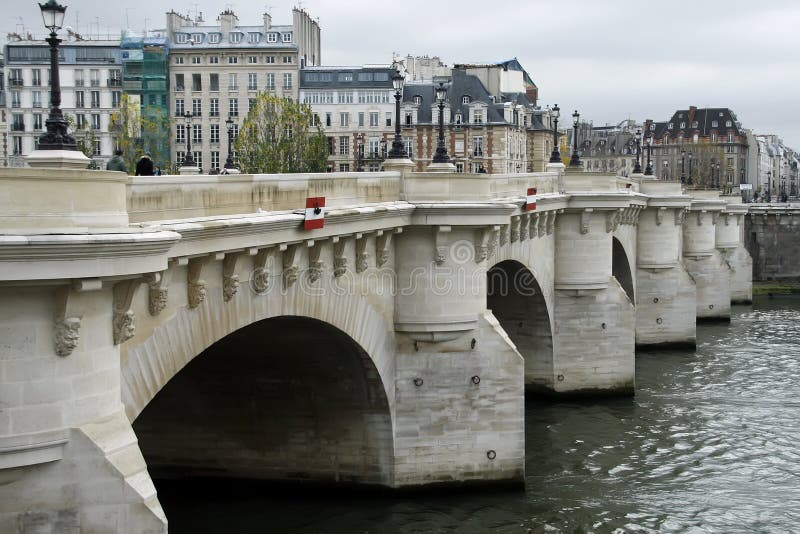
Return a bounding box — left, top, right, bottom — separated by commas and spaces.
106, 149, 127, 173
135, 152, 155, 176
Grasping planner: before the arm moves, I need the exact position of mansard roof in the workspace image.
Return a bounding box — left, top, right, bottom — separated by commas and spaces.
299, 66, 394, 89
654, 107, 742, 138
402, 69, 507, 125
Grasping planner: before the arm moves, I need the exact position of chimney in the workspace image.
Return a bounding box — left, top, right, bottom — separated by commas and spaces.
263, 12, 272, 30
688, 106, 697, 125
218, 9, 238, 35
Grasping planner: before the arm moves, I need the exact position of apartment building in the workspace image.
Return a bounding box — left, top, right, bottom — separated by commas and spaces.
162, 7, 321, 171
4, 37, 122, 168
300, 66, 396, 172
0, 52, 6, 166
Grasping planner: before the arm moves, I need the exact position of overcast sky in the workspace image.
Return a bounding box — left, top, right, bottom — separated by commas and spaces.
5, 0, 800, 147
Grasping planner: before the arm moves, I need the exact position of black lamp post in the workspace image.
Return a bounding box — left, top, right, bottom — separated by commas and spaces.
387, 67, 407, 159
569, 110, 581, 167
663, 160, 669, 180
644, 134, 653, 176
37, 0, 77, 151
633, 128, 642, 174
714, 162, 720, 189
356, 133, 364, 171
687, 151, 693, 186
680, 149, 686, 183
432, 81, 450, 163
549, 104, 561, 163
767, 171, 772, 202
181, 111, 195, 167
224, 116, 235, 169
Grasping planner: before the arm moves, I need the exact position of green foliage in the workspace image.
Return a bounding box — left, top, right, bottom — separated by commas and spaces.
235, 93, 328, 174
65, 113, 98, 168
109, 94, 169, 173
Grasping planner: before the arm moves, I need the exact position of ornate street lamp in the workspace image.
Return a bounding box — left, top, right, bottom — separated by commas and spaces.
680, 149, 686, 183
633, 129, 642, 174
38, 0, 77, 151
356, 133, 364, 171
569, 110, 581, 167
387, 66, 407, 159
687, 151, 693, 186
181, 111, 195, 167
432, 81, 450, 163
549, 104, 561, 163
224, 116, 235, 170
644, 134, 653, 176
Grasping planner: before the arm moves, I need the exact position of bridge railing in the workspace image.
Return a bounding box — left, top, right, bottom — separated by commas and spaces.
127, 171, 401, 224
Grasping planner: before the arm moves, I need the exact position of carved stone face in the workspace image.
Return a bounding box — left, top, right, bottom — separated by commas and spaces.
250, 267, 270, 294
55, 317, 81, 357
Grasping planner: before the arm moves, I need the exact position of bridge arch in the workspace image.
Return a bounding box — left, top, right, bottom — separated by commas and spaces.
612, 236, 635, 305
486, 260, 553, 394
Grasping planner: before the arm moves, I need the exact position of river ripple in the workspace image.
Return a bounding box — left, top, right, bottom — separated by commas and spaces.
159, 297, 800, 533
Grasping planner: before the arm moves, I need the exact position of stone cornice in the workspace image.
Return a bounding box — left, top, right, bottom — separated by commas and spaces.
410, 202, 519, 226
688, 199, 728, 212
564, 192, 643, 211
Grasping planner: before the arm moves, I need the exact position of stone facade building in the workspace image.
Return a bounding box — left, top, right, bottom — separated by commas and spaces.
161, 8, 321, 171
4, 37, 122, 168
0, 52, 6, 166
299, 66, 396, 172
649, 106, 749, 191
580, 120, 642, 177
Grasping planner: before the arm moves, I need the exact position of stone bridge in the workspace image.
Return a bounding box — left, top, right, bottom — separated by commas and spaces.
0, 161, 751, 532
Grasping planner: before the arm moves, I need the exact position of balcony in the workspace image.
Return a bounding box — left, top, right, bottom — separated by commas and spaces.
90, 80, 100, 87
228, 85, 239, 91
11, 124, 26, 132
247, 85, 258, 91
107, 78, 122, 87
11, 101, 21, 109
9, 78, 24, 87
75, 80, 84, 87
32, 102, 42, 108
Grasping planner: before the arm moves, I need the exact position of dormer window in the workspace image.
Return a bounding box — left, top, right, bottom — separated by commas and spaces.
191, 33, 203, 44
680, 121, 686, 129
248, 32, 261, 43
175, 33, 189, 44
413, 95, 422, 105
650, 123, 656, 131
267, 33, 277, 43
208, 33, 220, 44
691, 121, 698, 128
462, 95, 470, 104
455, 113, 462, 124
282, 32, 292, 42
229, 32, 243, 44
726, 120, 732, 127
668, 122, 673, 129
711, 120, 718, 128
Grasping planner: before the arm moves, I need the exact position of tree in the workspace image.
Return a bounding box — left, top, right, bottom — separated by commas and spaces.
235, 93, 328, 174
109, 93, 170, 173
65, 113, 99, 169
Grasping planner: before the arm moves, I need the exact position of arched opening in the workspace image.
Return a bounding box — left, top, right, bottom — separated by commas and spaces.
487, 260, 553, 394
132, 316, 393, 487
612, 237, 635, 304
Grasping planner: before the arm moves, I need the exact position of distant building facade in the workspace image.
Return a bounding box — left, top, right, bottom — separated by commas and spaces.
4, 37, 122, 168
0, 52, 6, 166
580, 120, 642, 177
161, 8, 321, 171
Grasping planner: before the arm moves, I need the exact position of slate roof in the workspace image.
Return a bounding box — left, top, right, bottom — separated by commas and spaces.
299, 67, 394, 89
653, 108, 742, 139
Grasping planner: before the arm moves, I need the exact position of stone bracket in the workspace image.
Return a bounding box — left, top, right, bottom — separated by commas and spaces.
282, 243, 300, 288
144, 270, 171, 316
711, 212, 720, 226
377, 228, 400, 267
333, 237, 348, 278
474, 226, 500, 263
580, 208, 594, 235
655, 206, 667, 226
356, 232, 370, 272
530, 213, 540, 238
53, 281, 98, 357
510, 216, 521, 243
112, 278, 141, 345
606, 209, 622, 233
251, 247, 275, 294
675, 208, 687, 226
307, 239, 325, 283
519, 213, 530, 241
222, 252, 246, 302
187, 257, 209, 308
697, 210, 706, 226
434, 225, 451, 265
499, 224, 509, 246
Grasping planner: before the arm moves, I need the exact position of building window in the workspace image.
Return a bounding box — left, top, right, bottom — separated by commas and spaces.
404, 139, 413, 159
11, 114, 25, 132
76, 114, 86, 129
413, 95, 422, 105
73, 69, 83, 87
265, 73, 275, 91
176, 33, 188, 44
248, 55, 258, 64
338, 112, 348, 127
338, 91, 353, 104
75, 91, 84, 108
32, 91, 42, 109
462, 95, 470, 104
176, 99, 184, 116
229, 99, 239, 116
112, 91, 121, 107
209, 33, 220, 44
176, 151, 185, 164
339, 163, 350, 172
267, 33, 277, 43
265, 56, 275, 64
473, 110, 484, 124
386, 112, 392, 127
680, 121, 686, 129
726, 120, 732, 127
248, 32, 261, 44
91, 91, 100, 108
33, 114, 43, 130
228, 56, 238, 64
193, 151, 202, 169
229, 73, 238, 90
210, 124, 220, 143
405, 111, 413, 126
93, 139, 101, 156
369, 112, 379, 127
248, 73, 257, 90
283, 73, 293, 90
454, 113, 462, 125
174, 74, 185, 91
473, 136, 484, 156
191, 56, 201, 64
192, 99, 202, 116
91, 114, 100, 130
229, 32, 242, 44
668, 122, 673, 129
339, 136, 349, 155
174, 56, 184, 64
728, 133, 735, 143
210, 98, 219, 117
176, 125, 185, 143
192, 73, 202, 91
12, 137, 23, 155
210, 73, 219, 91
283, 56, 293, 64
209, 55, 219, 64
712, 120, 718, 128
32, 69, 42, 86
691, 121, 698, 128
192, 124, 202, 143
282, 33, 292, 42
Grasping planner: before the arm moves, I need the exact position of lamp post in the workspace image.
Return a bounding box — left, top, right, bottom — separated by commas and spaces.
387, 66, 407, 159
569, 109, 581, 167
181, 111, 195, 167
663, 160, 669, 180
714, 162, 720, 189
680, 149, 686, 183
767, 170, 772, 202
687, 151, 693, 186
644, 134, 653, 176
432, 81, 450, 163
549, 104, 561, 163
224, 116, 235, 170
633, 129, 642, 174
356, 133, 364, 171
37, 0, 77, 151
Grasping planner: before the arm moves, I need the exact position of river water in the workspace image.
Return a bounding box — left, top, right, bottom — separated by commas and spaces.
158, 296, 800, 533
